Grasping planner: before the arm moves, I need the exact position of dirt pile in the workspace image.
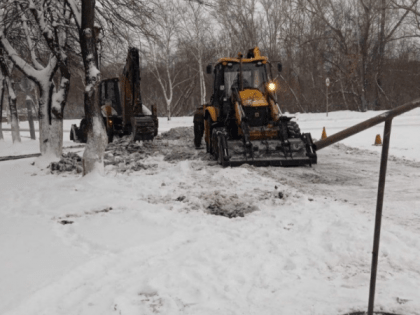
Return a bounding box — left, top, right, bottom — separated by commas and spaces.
50, 152, 83, 173
205, 193, 259, 218
163, 149, 199, 162
49, 127, 202, 174
157, 126, 207, 162
159, 126, 193, 141
104, 137, 158, 172
50, 137, 158, 174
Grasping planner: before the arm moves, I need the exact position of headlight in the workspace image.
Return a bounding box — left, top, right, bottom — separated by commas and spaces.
268, 82, 276, 91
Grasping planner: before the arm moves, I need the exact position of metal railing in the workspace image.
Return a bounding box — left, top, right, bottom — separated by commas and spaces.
314, 98, 420, 151
314, 99, 420, 315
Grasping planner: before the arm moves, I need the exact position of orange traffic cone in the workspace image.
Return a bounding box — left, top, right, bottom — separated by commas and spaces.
321, 127, 327, 140
373, 134, 382, 146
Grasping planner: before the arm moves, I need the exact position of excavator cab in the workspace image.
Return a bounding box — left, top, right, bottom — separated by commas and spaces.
211, 60, 272, 131
100, 78, 122, 116
98, 78, 125, 142
224, 62, 267, 94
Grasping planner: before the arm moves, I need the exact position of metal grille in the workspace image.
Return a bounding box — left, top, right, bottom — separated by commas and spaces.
242, 106, 269, 127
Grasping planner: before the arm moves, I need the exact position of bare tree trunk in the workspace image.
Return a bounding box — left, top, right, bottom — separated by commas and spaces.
172, 79, 196, 116
33, 87, 39, 115
39, 73, 68, 158
339, 71, 348, 110
167, 101, 171, 121
5, 92, 10, 124
25, 97, 36, 140
0, 78, 4, 140
360, 1, 372, 112
80, 0, 107, 175
38, 81, 56, 155
49, 70, 71, 156
198, 56, 206, 104
280, 74, 306, 113
5, 78, 20, 142
375, 0, 386, 109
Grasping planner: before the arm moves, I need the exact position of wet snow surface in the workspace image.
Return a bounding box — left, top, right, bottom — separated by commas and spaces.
1, 110, 420, 315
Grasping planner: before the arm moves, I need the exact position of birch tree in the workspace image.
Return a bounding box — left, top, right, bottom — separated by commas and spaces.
178, 1, 213, 105
144, 0, 185, 120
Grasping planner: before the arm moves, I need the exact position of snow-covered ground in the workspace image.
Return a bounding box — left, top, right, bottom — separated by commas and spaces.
1, 109, 418, 161
293, 109, 420, 162
0, 109, 419, 315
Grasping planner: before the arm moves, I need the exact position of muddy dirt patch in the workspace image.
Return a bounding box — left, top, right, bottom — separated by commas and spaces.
50, 127, 205, 174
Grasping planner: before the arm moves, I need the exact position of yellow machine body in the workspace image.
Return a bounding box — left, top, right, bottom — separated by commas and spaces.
193, 46, 317, 167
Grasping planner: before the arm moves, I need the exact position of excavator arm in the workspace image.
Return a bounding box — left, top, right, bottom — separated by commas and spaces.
70, 47, 158, 143
120, 47, 157, 141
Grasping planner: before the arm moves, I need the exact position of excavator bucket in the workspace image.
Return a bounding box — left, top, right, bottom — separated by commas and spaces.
222, 134, 316, 167
212, 123, 317, 167
131, 116, 155, 141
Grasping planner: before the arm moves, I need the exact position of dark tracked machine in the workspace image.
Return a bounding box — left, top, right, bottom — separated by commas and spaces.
71, 47, 158, 143
193, 47, 316, 167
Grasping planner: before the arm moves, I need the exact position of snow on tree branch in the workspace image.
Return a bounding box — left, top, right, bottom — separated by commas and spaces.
85, 51, 100, 94
0, 34, 40, 81
64, 0, 81, 30
28, 0, 54, 41
19, 3, 44, 71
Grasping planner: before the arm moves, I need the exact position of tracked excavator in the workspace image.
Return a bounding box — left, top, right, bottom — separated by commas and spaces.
193, 47, 316, 167
70, 47, 158, 143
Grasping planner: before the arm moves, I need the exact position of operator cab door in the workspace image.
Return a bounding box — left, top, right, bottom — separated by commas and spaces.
212, 64, 231, 119
100, 79, 123, 116
212, 64, 223, 109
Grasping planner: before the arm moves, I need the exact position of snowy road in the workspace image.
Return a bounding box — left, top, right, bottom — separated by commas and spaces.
0, 110, 419, 315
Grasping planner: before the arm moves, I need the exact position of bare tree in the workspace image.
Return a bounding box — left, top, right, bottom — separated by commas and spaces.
144, 0, 187, 120
0, 1, 74, 155
65, 0, 108, 175
259, 0, 287, 61
27, 0, 73, 153
293, 0, 415, 111
178, 0, 213, 105
0, 49, 20, 143
215, 0, 261, 51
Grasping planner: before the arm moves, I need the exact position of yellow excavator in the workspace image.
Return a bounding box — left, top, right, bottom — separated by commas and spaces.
193, 47, 316, 167
71, 47, 158, 143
